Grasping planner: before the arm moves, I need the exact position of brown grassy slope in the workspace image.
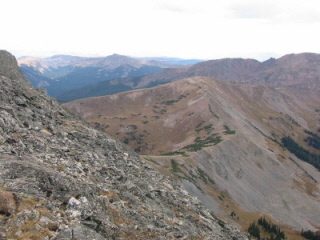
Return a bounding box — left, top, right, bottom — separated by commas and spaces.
64, 77, 218, 154
64, 76, 320, 234
64, 76, 320, 155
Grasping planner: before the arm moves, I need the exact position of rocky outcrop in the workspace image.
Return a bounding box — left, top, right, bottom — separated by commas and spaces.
0, 50, 248, 239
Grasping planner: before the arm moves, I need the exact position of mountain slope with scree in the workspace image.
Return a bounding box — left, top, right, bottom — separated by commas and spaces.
0, 51, 249, 239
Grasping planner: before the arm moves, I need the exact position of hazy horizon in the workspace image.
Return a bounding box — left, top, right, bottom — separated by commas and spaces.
2, 0, 320, 61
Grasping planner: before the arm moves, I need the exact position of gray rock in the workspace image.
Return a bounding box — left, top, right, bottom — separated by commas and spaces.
0, 50, 249, 240
0, 191, 16, 215
56, 223, 107, 240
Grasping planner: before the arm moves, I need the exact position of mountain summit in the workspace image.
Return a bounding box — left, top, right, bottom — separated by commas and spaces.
0, 50, 248, 239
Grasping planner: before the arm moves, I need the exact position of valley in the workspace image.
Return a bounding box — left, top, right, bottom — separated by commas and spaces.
17, 54, 197, 101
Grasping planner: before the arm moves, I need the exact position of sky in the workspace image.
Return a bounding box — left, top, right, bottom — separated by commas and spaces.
1, 0, 320, 61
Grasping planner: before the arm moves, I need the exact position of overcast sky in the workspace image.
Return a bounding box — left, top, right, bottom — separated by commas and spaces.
2, 0, 320, 61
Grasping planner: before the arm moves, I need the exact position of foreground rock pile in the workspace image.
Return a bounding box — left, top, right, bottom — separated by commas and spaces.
0, 50, 248, 239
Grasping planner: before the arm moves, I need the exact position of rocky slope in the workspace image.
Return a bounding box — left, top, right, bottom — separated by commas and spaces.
64, 76, 320, 237
0, 50, 249, 239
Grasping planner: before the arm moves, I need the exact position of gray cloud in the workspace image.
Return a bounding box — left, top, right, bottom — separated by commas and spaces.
229, 1, 320, 23
158, 3, 187, 13
229, 2, 279, 20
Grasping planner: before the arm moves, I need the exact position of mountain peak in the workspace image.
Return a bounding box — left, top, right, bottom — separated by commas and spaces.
0, 50, 31, 87
47, 54, 76, 59
98, 54, 145, 69
109, 53, 125, 57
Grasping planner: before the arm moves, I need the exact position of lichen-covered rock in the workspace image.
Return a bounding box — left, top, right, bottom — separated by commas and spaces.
0, 50, 249, 239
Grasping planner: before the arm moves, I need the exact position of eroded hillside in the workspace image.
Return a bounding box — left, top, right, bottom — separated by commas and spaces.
64, 76, 320, 155
64, 76, 320, 238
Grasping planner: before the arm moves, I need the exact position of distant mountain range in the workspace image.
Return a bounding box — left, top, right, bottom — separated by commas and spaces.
18, 54, 199, 99
55, 52, 320, 102
119, 52, 320, 90
139, 57, 204, 65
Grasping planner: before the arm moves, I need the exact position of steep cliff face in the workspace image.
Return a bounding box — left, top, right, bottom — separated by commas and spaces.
0, 50, 248, 239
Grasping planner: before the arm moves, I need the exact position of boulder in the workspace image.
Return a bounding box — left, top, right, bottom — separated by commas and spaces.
0, 191, 16, 215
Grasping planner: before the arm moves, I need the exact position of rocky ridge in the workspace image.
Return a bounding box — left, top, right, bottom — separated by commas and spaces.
0, 50, 248, 239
